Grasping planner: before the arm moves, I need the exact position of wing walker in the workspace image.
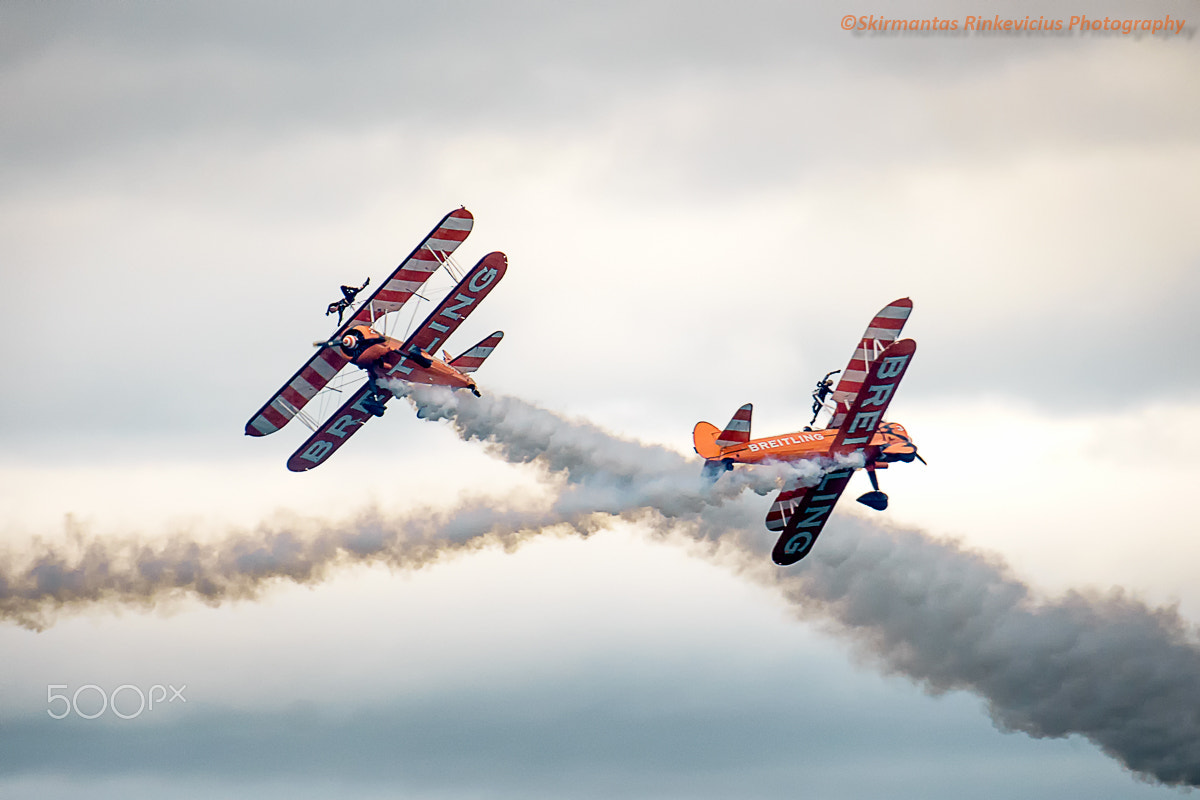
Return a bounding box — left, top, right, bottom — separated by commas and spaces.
245, 207, 506, 472
693, 299, 924, 565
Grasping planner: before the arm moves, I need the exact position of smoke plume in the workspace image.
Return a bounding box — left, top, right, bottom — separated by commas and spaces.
0, 386, 823, 630
1, 384, 1198, 786
771, 518, 1200, 787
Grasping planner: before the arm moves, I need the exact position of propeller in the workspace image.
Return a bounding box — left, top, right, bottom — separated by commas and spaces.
880, 422, 927, 465
313, 335, 353, 349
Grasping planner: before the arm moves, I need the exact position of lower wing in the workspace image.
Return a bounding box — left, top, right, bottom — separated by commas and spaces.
285, 384, 379, 472
770, 468, 855, 565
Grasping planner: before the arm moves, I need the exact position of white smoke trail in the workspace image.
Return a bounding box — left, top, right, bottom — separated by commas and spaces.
1, 385, 1198, 786
0, 386, 830, 630
390, 381, 835, 525
386, 384, 1200, 787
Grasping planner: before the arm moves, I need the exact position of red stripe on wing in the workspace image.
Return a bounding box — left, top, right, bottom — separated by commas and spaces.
765, 479, 809, 532
771, 468, 855, 565
828, 298, 912, 429
244, 208, 473, 437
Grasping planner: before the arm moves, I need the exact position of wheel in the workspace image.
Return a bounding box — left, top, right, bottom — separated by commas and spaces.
855, 491, 888, 511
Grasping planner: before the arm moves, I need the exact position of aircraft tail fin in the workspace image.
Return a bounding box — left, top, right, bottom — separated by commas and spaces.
694, 403, 752, 473
716, 403, 753, 447
449, 331, 504, 374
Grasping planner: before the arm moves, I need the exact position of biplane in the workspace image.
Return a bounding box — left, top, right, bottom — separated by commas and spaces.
692, 299, 922, 565
245, 207, 506, 472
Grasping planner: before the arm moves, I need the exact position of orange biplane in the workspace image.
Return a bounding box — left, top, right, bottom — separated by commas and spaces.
245, 207, 506, 472
693, 299, 922, 565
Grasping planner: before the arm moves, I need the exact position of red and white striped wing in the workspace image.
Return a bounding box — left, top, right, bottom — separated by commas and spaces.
827, 298, 912, 430
245, 347, 352, 436
772, 468, 856, 565
765, 477, 809, 532
831, 338, 917, 450
449, 331, 504, 374
348, 208, 474, 326
244, 208, 474, 437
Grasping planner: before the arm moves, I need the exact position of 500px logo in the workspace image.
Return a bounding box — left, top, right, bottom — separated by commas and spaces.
47, 684, 187, 720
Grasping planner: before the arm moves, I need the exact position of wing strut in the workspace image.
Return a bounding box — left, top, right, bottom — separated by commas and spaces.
244, 207, 474, 437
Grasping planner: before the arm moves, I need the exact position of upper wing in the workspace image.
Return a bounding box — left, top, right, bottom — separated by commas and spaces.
771, 467, 856, 565
388, 252, 507, 379
827, 298, 912, 429
244, 208, 474, 437
345, 207, 474, 327
244, 346, 353, 437
831, 338, 917, 450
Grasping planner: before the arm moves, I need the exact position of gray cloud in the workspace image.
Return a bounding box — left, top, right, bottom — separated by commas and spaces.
4, 0, 1195, 186
2, 0, 1197, 447
0, 675, 1163, 800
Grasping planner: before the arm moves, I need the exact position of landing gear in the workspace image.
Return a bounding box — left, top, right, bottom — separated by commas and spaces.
855, 461, 889, 511
361, 381, 390, 418
470, 387, 482, 398
362, 397, 387, 417
856, 491, 889, 511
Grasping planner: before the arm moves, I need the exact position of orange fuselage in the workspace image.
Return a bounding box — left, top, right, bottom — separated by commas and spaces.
695, 421, 918, 467
340, 325, 475, 392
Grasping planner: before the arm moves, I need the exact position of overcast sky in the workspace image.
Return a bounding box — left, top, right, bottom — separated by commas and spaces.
2, 2, 1199, 798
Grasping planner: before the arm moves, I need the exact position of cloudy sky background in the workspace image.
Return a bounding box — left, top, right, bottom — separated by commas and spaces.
2, 1, 1198, 797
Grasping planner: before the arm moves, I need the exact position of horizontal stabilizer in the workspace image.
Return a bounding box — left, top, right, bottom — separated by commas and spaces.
692, 421, 722, 460
700, 458, 730, 482
450, 331, 504, 374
